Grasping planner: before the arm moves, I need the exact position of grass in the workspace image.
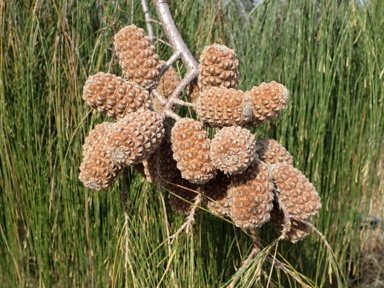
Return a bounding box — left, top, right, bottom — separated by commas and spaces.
1, 0, 383, 287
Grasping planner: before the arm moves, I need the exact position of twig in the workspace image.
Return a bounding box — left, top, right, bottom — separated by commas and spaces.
141, 0, 155, 43
121, 169, 137, 286
228, 229, 262, 287
153, 0, 199, 111
169, 193, 202, 242
266, 255, 312, 288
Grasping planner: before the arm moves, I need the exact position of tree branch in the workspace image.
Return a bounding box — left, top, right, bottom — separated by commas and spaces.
153, 0, 199, 111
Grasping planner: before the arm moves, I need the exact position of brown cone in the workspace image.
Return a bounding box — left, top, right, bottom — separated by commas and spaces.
79, 122, 122, 190
82, 72, 152, 120
210, 126, 257, 175
106, 109, 164, 166
195, 87, 253, 127
114, 25, 161, 89
270, 201, 310, 243
166, 174, 199, 215
256, 138, 293, 165
202, 171, 232, 217
198, 44, 239, 92
142, 120, 180, 184
229, 160, 274, 229
246, 81, 289, 126
171, 118, 216, 184
272, 164, 321, 221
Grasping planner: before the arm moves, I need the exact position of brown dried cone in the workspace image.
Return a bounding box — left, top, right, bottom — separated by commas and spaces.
270, 201, 310, 243
157, 62, 180, 98
166, 174, 199, 215
82, 72, 152, 120
195, 87, 253, 127
245, 81, 289, 126
272, 163, 321, 221
229, 160, 274, 229
171, 118, 216, 184
186, 78, 200, 103
106, 109, 164, 166
79, 122, 122, 190
114, 25, 161, 89
153, 63, 180, 112
210, 126, 257, 175
201, 171, 232, 217
198, 44, 239, 92
256, 138, 293, 165
142, 120, 179, 184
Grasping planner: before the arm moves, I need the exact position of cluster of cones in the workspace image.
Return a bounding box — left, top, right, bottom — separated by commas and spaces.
79, 24, 321, 243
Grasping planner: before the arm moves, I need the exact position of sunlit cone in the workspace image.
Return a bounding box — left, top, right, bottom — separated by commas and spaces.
195, 87, 253, 127
202, 171, 232, 217
210, 126, 257, 174
272, 164, 321, 221
106, 109, 164, 166
167, 174, 199, 215
114, 25, 161, 89
198, 44, 239, 92
256, 138, 293, 165
270, 201, 310, 243
79, 122, 122, 190
82, 72, 152, 120
246, 81, 289, 126
82, 122, 112, 157
229, 160, 274, 229
171, 118, 216, 184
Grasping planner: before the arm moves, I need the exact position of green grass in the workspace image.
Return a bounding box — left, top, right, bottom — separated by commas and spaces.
1, 0, 383, 287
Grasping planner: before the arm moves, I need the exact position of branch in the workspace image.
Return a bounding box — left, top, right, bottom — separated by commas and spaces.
153, 0, 199, 111
141, 0, 155, 42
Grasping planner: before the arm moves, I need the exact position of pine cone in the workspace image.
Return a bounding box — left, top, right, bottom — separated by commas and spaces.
186, 78, 200, 103
82, 72, 152, 120
106, 109, 164, 166
272, 164, 321, 221
270, 201, 310, 243
198, 44, 239, 92
256, 138, 293, 165
229, 160, 274, 229
153, 63, 180, 112
114, 25, 161, 89
195, 87, 253, 127
171, 118, 216, 184
210, 126, 257, 174
167, 174, 199, 215
202, 171, 232, 217
157, 62, 180, 98
142, 120, 180, 184
79, 122, 122, 190
246, 81, 289, 126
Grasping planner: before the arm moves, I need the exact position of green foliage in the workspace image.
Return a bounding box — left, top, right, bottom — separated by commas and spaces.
1, 0, 383, 287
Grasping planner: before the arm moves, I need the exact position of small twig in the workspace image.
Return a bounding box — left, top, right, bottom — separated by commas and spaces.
96, 0, 104, 25
121, 169, 137, 286
153, 0, 199, 111
169, 193, 202, 242
164, 109, 181, 121
141, 0, 155, 43
266, 256, 311, 288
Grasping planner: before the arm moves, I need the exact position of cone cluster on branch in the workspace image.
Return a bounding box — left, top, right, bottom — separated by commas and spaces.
79, 24, 321, 244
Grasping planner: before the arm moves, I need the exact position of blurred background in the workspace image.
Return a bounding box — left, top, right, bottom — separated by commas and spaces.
1, 0, 383, 287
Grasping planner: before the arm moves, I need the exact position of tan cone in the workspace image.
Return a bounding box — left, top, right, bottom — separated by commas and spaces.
114, 25, 161, 89
82, 72, 152, 120
171, 118, 216, 184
